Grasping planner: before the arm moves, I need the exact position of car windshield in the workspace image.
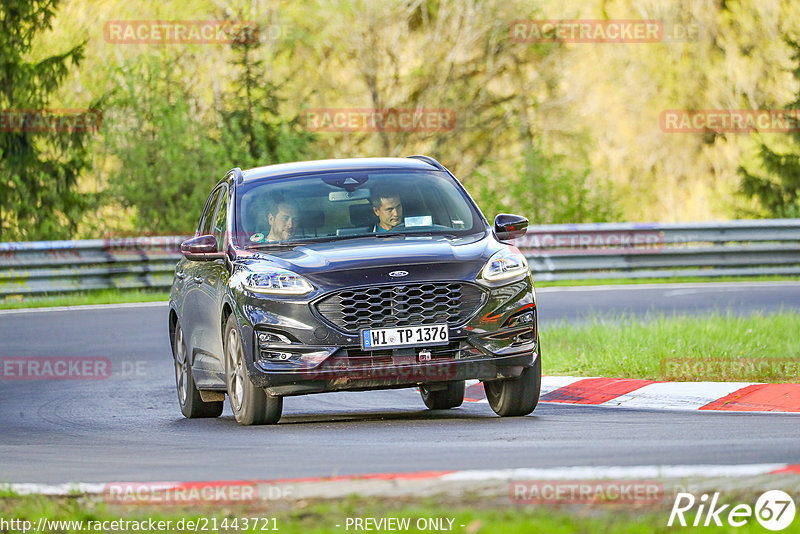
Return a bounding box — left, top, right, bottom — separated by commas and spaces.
235, 170, 484, 247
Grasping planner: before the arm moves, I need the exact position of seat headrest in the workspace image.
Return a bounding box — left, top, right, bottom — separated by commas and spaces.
349, 203, 376, 227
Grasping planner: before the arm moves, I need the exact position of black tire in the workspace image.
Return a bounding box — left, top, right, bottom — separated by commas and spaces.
484, 355, 541, 417
420, 381, 465, 410
173, 321, 223, 418
224, 314, 282, 425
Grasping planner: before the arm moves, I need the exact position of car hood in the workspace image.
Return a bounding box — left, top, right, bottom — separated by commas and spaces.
234, 233, 505, 288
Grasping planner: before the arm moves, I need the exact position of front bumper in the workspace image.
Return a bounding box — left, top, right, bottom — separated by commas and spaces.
233, 275, 538, 396
260, 349, 537, 396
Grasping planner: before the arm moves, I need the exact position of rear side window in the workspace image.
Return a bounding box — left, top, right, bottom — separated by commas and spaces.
213, 187, 228, 251
198, 187, 223, 236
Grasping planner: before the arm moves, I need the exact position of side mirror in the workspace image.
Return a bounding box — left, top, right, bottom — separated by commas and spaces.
180, 235, 224, 261
494, 214, 529, 241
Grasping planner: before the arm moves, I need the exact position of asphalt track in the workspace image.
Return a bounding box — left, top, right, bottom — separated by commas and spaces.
1, 282, 799, 484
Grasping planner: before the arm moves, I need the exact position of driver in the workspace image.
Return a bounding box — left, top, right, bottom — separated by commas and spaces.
371, 188, 403, 232
266, 200, 299, 241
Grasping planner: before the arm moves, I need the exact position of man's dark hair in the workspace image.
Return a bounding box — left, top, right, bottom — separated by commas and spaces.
370, 187, 402, 209
267, 197, 298, 217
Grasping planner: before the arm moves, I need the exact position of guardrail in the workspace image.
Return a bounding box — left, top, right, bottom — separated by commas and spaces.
0, 219, 799, 296
519, 219, 800, 281
0, 236, 187, 297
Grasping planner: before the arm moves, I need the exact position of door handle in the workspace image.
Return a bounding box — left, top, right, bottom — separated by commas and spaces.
193, 276, 203, 284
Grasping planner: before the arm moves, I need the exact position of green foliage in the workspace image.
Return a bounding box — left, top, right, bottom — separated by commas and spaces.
740, 145, 800, 217
739, 39, 800, 217
0, 288, 168, 309
475, 143, 619, 223
0, 0, 96, 241
218, 27, 315, 169
102, 26, 315, 235
101, 54, 224, 234
8, 0, 800, 239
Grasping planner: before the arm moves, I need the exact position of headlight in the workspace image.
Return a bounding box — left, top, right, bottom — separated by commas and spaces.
243, 268, 313, 295
479, 248, 529, 284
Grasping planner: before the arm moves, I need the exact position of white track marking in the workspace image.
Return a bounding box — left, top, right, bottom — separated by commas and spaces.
601, 381, 759, 410
440, 463, 791, 481
0, 301, 168, 315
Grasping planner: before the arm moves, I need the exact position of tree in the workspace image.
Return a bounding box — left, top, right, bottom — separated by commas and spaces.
739, 40, 800, 218
0, 0, 96, 241
476, 142, 619, 224
101, 53, 224, 234
218, 21, 315, 170
102, 22, 315, 235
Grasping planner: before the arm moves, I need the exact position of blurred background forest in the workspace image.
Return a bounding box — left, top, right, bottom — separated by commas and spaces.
2, 0, 800, 241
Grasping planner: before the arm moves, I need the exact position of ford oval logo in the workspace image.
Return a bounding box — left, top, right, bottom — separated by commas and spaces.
389, 270, 409, 278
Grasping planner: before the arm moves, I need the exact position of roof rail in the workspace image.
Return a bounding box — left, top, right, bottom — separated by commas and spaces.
230, 167, 244, 185
407, 155, 446, 171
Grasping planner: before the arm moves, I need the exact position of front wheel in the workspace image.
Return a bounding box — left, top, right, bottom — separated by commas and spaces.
420, 381, 465, 410
224, 314, 282, 425
174, 321, 223, 418
483, 355, 541, 417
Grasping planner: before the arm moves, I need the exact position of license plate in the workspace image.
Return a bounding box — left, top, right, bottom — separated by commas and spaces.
360, 324, 449, 350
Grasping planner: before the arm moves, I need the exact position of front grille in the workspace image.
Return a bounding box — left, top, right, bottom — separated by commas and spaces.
315, 282, 486, 334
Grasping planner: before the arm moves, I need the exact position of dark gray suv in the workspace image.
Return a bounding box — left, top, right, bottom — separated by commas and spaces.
169, 156, 540, 425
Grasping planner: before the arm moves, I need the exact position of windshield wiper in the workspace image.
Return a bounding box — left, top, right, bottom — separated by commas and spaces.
374, 232, 406, 238
247, 240, 310, 249
376, 231, 460, 239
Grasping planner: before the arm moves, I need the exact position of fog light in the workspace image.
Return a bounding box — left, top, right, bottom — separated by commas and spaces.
513, 330, 535, 344
258, 331, 291, 345
261, 351, 295, 361
507, 310, 535, 328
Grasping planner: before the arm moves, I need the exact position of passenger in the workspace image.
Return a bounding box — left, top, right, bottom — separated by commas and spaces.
266, 201, 299, 241
371, 189, 403, 232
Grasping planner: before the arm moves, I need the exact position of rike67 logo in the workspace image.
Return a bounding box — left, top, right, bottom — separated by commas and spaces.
668, 490, 796, 530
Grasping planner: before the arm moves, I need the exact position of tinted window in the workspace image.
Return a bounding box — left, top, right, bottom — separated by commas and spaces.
235, 170, 484, 246
199, 187, 223, 236
213, 186, 228, 252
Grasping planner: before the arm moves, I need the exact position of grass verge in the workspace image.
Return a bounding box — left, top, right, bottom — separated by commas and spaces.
543, 311, 800, 382
0, 289, 169, 310
2, 492, 797, 534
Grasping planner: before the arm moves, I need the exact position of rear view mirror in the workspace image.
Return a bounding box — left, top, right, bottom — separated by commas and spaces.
329, 189, 371, 202
180, 235, 224, 261
494, 214, 529, 241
